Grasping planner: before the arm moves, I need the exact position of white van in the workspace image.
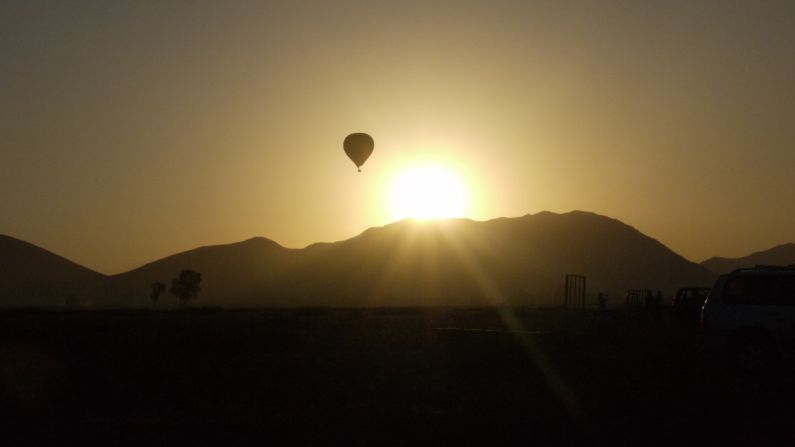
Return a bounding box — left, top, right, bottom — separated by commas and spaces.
701, 266, 795, 366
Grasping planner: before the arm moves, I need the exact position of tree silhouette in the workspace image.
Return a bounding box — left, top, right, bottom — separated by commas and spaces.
150, 282, 166, 307
170, 270, 202, 305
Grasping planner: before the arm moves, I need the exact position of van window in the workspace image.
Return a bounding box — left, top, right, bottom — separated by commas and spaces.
724, 275, 795, 305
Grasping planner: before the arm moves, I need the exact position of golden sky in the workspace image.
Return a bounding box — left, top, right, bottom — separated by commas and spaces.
1, 1, 794, 273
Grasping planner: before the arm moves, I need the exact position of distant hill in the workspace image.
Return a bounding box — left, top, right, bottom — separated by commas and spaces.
0, 235, 107, 306
110, 211, 715, 307
108, 237, 301, 306
273, 211, 714, 307
701, 243, 795, 274
1, 211, 717, 308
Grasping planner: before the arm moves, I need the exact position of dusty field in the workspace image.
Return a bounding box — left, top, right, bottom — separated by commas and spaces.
1, 307, 792, 445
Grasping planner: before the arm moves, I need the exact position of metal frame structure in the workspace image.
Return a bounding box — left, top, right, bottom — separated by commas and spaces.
564, 274, 587, 311
625, 289, 652, 307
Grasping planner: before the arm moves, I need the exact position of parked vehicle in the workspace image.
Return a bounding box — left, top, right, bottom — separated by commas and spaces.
701, 265, 795, 369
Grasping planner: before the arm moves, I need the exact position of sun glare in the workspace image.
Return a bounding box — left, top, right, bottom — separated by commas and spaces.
389, 165, 470, 221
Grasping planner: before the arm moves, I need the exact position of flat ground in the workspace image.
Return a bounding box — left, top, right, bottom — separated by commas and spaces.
1, 307, 793, 445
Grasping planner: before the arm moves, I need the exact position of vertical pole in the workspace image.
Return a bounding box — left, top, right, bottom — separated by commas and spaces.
571, 276, 575, 311
564, 275, 569, 309
582, 276, 587, 313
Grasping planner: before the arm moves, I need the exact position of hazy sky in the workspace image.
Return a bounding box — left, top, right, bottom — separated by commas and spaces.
2, 1, 794, 274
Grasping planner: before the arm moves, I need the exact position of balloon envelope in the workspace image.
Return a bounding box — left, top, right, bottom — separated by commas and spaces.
343, 133, 374, 171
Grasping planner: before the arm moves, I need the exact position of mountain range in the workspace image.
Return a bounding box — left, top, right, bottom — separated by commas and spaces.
0, 235, 108, 307
700, 243, 795, 274
4, 210, 782, 308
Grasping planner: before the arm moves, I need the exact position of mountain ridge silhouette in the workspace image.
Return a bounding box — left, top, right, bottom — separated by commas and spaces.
701, 242, 795, 274
1, 211, 719, 307
0, 234, 107, 306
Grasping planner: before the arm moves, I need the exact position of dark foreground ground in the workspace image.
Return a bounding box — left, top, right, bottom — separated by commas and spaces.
1, 307, 793, 445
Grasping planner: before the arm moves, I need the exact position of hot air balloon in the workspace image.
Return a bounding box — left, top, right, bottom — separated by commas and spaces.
343, 133, 374, 172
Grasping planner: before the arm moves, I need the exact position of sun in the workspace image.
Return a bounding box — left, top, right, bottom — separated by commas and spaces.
388, 165, 470, 220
